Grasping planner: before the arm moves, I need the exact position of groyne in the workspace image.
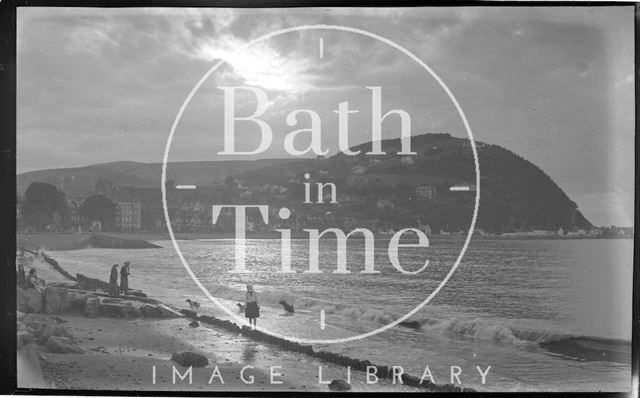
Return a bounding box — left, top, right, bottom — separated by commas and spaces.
41, 253, 76, 281
179, 310, 476, 393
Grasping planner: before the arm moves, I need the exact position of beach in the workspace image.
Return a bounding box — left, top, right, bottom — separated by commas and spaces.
34, 315, 423, 392
17, 252, 426, 393
16, 233, 633, 392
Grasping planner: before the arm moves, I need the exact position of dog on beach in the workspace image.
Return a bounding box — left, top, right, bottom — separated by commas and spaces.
186, 299, 201, 313
279, 300, 295, 314
237, 303, 245, 312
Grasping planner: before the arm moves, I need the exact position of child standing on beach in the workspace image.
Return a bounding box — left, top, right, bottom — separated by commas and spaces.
245, 285, 260, 329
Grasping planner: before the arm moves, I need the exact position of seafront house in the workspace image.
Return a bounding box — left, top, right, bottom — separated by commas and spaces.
115, 202, 142, 232
68, 200, 83, 230
415, 185, 437, 200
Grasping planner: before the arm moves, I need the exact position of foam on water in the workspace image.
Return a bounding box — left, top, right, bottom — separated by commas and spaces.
47, 237, 633, 392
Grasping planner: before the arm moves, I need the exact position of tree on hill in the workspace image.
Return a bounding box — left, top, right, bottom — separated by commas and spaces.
81, 194, 117, 230
225, 176, 237, 189
22, 182, 69, 229
94, 178, 114, 197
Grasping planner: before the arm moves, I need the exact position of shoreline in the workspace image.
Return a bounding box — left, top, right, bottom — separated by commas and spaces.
16, 253, 465, 393
17, 231, 632, 252
17, 235, 633, 392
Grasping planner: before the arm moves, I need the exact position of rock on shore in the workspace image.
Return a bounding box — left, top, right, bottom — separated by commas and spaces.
171, 352, 209, 368
329, 379, 352, 391
18, 287, 44, 313
44, 285, 70, 313
17, 313, 83, 388
46, 336, 83, 354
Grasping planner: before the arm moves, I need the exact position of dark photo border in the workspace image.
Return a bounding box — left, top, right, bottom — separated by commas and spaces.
0, 2, 637, 396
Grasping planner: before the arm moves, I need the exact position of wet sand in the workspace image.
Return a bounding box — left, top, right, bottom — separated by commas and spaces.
34, 314, 421, 392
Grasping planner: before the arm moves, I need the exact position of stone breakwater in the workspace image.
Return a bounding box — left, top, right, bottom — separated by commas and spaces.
18, 283, 182, 319
181, 310, 477, 393
42, 253, 76, 281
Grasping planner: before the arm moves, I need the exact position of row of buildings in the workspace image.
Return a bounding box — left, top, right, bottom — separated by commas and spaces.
17, 200, 143, 233
499, 226, 633, 238
17, 195, 634, 238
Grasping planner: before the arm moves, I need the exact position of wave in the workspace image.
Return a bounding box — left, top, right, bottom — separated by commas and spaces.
428, 317, 531, 345
205, 284, 630, 363
205, 283, 404, 322
421, 318, 630, 363
423, 317, 570, 346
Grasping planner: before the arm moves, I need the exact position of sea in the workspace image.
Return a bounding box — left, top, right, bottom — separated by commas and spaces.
49, 236, 633, 392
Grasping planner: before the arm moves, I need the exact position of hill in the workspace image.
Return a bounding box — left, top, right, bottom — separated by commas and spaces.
17, 159, 307, 198
233, 133, 592, 233
17, 133, 592, 234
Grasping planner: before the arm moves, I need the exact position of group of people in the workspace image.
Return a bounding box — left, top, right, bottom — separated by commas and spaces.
108, 261, 131, 297
18, 251, 262, 328
17, 263, 45, 292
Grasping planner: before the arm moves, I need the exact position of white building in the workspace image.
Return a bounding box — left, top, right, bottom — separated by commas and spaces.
415, 185, 437, 200
116, 202, 142, 232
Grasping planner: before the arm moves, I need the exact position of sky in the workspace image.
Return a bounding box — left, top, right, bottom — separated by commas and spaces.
17, 7, 635, 226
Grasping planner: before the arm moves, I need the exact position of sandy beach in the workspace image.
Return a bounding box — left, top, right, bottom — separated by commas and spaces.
17, 252, 423, 392
27, 314, 423, 392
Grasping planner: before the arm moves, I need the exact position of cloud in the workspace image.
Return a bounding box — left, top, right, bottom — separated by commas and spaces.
16, 7, 635, 225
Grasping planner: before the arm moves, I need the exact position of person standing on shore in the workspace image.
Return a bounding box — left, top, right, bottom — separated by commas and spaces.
109, 264, 119, 297
120, 261, 130, 295
245, 285, 260, 329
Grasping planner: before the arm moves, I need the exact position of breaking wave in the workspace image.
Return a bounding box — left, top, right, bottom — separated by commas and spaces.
205, 283, 630, 363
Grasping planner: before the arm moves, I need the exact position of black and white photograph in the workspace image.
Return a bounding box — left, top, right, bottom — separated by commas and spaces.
10, 4, 637, 394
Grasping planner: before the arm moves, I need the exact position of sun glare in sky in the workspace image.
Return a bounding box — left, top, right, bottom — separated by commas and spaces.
196, 38, 317, 94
